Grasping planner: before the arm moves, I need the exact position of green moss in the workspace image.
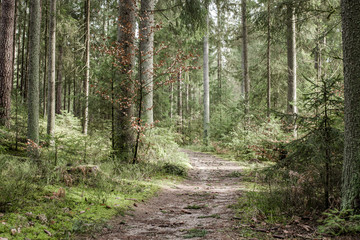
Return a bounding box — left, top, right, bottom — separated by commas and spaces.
0, 181, 160, 239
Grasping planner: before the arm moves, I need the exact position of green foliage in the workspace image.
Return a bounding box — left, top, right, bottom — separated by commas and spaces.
269, 76, 344, 211
220, 116, 289, 161
318, 209, 360, 236
0, 155, 39, 212
233, 190, 288, 224
0, 109, 190, 238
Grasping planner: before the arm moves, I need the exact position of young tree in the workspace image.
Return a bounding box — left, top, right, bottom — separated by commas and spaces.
47, 0, 56, 138
341, 0, 360, 211
140, 0, 154, 124
114, 0, 136, 161
286, 1, 297, 137
0, 0, 16, 128
27, 0, 41, 157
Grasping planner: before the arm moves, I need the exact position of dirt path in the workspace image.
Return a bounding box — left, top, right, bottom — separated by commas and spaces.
94, 149, 243, 239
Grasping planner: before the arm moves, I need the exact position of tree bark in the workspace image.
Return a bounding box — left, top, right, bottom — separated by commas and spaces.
341, 0, 360, 211
242, 0, 250, 114
83, 0, 90, 134
267, 0, 271, 117
216, 0, 222, 107
286, 2, 297, 137
47, 0, 56, 137
203, 12, 210, 145
0, 0, 16, 128
169, 81, 173, 119
20, 0, 27, 102
177, 70, 183, 130
140, 0, 154, 125
42, 0, 48, 118
114, 0, 136, 162
63, 76, 66, 112
27, 0, 41, 157
55, 44, 62, 114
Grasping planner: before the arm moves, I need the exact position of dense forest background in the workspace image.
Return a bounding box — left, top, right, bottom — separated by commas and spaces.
1, 0, 360, 239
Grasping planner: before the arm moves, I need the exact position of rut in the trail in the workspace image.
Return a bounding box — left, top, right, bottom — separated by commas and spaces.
95, 149, 244, 240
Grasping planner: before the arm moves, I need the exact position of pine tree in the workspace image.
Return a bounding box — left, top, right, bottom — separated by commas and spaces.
27, 0, 41, 157
203, 10, 209, 145
47, 0, 56, 138
114, 0, 136, 162
140, 0, 154, 125
0, 0, 16, 128
341, 0, 360, 211
286, 1, 297, 137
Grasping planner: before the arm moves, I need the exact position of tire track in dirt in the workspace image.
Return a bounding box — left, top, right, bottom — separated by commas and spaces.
92, 149, 243, 239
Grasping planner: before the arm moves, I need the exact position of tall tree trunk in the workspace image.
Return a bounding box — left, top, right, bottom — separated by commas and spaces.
16, 4, 21, 94
286, 2, 297, 137
11, 0, 17, 93
114, 0, 136, 162
341, 0, 360, 211
267, 0, 271, 117
63, 76, 66, 111
27, 0, 41, 157
203, 12, 210, 145
83, 0, 90, 134
0, 0, 16, 128
20, 0, 26, 102
177, 70, 183, 131
216, 0, 222, 108
24, 10, 30, 100
242, 0, 250, 114
67, 76, 70, 112
47, 0, 56, 137
42, 0, 48, 118
55, 45, 62, 114
185, 82, 189, 115
140, 0, 154, 124
169, 81, 173, 119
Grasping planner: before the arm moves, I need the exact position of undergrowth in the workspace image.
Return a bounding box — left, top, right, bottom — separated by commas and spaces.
0, 114, 190, 239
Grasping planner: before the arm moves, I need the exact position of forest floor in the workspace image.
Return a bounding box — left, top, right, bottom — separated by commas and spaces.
77, 149, 357, 240
81, 149, 244, 239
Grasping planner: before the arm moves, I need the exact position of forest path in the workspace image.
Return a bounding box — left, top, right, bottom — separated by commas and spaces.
94, 149, 243, 240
